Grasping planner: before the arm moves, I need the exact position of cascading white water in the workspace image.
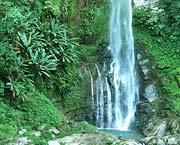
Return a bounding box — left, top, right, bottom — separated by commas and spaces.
109, 0, 139, 130
95, 64, 105, 128
91, 0, 139, 131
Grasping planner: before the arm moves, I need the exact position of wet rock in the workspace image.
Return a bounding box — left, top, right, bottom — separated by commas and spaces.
140, 136, 154, 144
137, 53, 142, 60
144, 84, 157, 102
157, 139, 165, 145
57, 134, 106, 145
167, 137, 179, 145
171, 118, 180, 134
139, 59, 149, 65
120, 140, 142, 145
141, 65, 149, 76
157, 121, 167, 138
56, 133, 142, 145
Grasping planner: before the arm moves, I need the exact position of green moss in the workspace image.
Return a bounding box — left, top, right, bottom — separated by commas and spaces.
18, 91, 66, 128
57, 121, 96, 138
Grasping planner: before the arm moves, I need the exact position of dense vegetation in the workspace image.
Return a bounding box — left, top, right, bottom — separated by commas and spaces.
133, 0, 180, 116
0, 0, 108, 143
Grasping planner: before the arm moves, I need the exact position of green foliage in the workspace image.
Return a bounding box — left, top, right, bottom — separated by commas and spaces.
0, 90, 67, 143
0, 0, 110, 143
78, 1, 109, 45
133, 7, 167, 38
0, 123, 18, 141
0, 101, 20, 141
57, 121, 95, 138
44, 0, 62, 18
134, 3, 180, 117
24, 47, 58, 77
21, 91, 65, 128
134, 26, 180, 117
6, 76, 26, 100
133, 1, 180, 42
0, 81, 4, 97
0, 43, 19, 75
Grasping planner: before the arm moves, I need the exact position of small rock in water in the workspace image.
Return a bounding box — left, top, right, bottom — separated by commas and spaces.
19, 129, 27, 135
118, 135, 127, 141
48, 140, 60, 145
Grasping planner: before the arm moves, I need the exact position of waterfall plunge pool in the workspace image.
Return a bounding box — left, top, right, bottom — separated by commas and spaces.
98, 128, 144, 140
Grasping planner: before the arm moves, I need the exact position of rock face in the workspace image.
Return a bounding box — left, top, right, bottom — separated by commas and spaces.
48, 133, 142, 145
141, 118, 180, 145
134, 43, 180, 145
157, 121, 167, 138
132, 45, 159, 131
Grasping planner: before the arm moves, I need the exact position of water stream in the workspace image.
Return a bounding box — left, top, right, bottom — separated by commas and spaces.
90, 0, 139, 131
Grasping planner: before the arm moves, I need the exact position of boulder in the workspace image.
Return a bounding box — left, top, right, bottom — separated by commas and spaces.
157, 139, 165, 145
171, 118, 180, 134
136, 53, 142, 60
8, 137, 31, 145
144, 84, 157, 102
157, 121, 167, 138
48, 140, 60, 145
141, 65, 149, 76
18, 129, 27, 135
33, 130, 41, 137
167, 137, 179, 145
139, 59, 149, 65
49, 127, 60, 135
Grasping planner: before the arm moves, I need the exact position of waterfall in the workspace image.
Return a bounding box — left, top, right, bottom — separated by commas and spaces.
90, 0, 139, 130
88, 69, 95, 123
108, 0, 139, 130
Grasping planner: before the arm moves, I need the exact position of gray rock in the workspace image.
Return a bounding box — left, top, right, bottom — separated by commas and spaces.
49, 127, 60, 135
137, 53, 142, 60
139, 59, 149, 65
19, 129, 27, 135
144, 84, 157, 102
157, 121, 167, 138
38, 124, 46, 130
157, 139, 165, 145
140, 136, 154, 144
33, 131, 41, 137
57, 133, 122, 145
171, 119, 180, 134
8, 137, 31, 145
167, 137, 178, 145
141, 66, 149, 76
48, 140, 60, 145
